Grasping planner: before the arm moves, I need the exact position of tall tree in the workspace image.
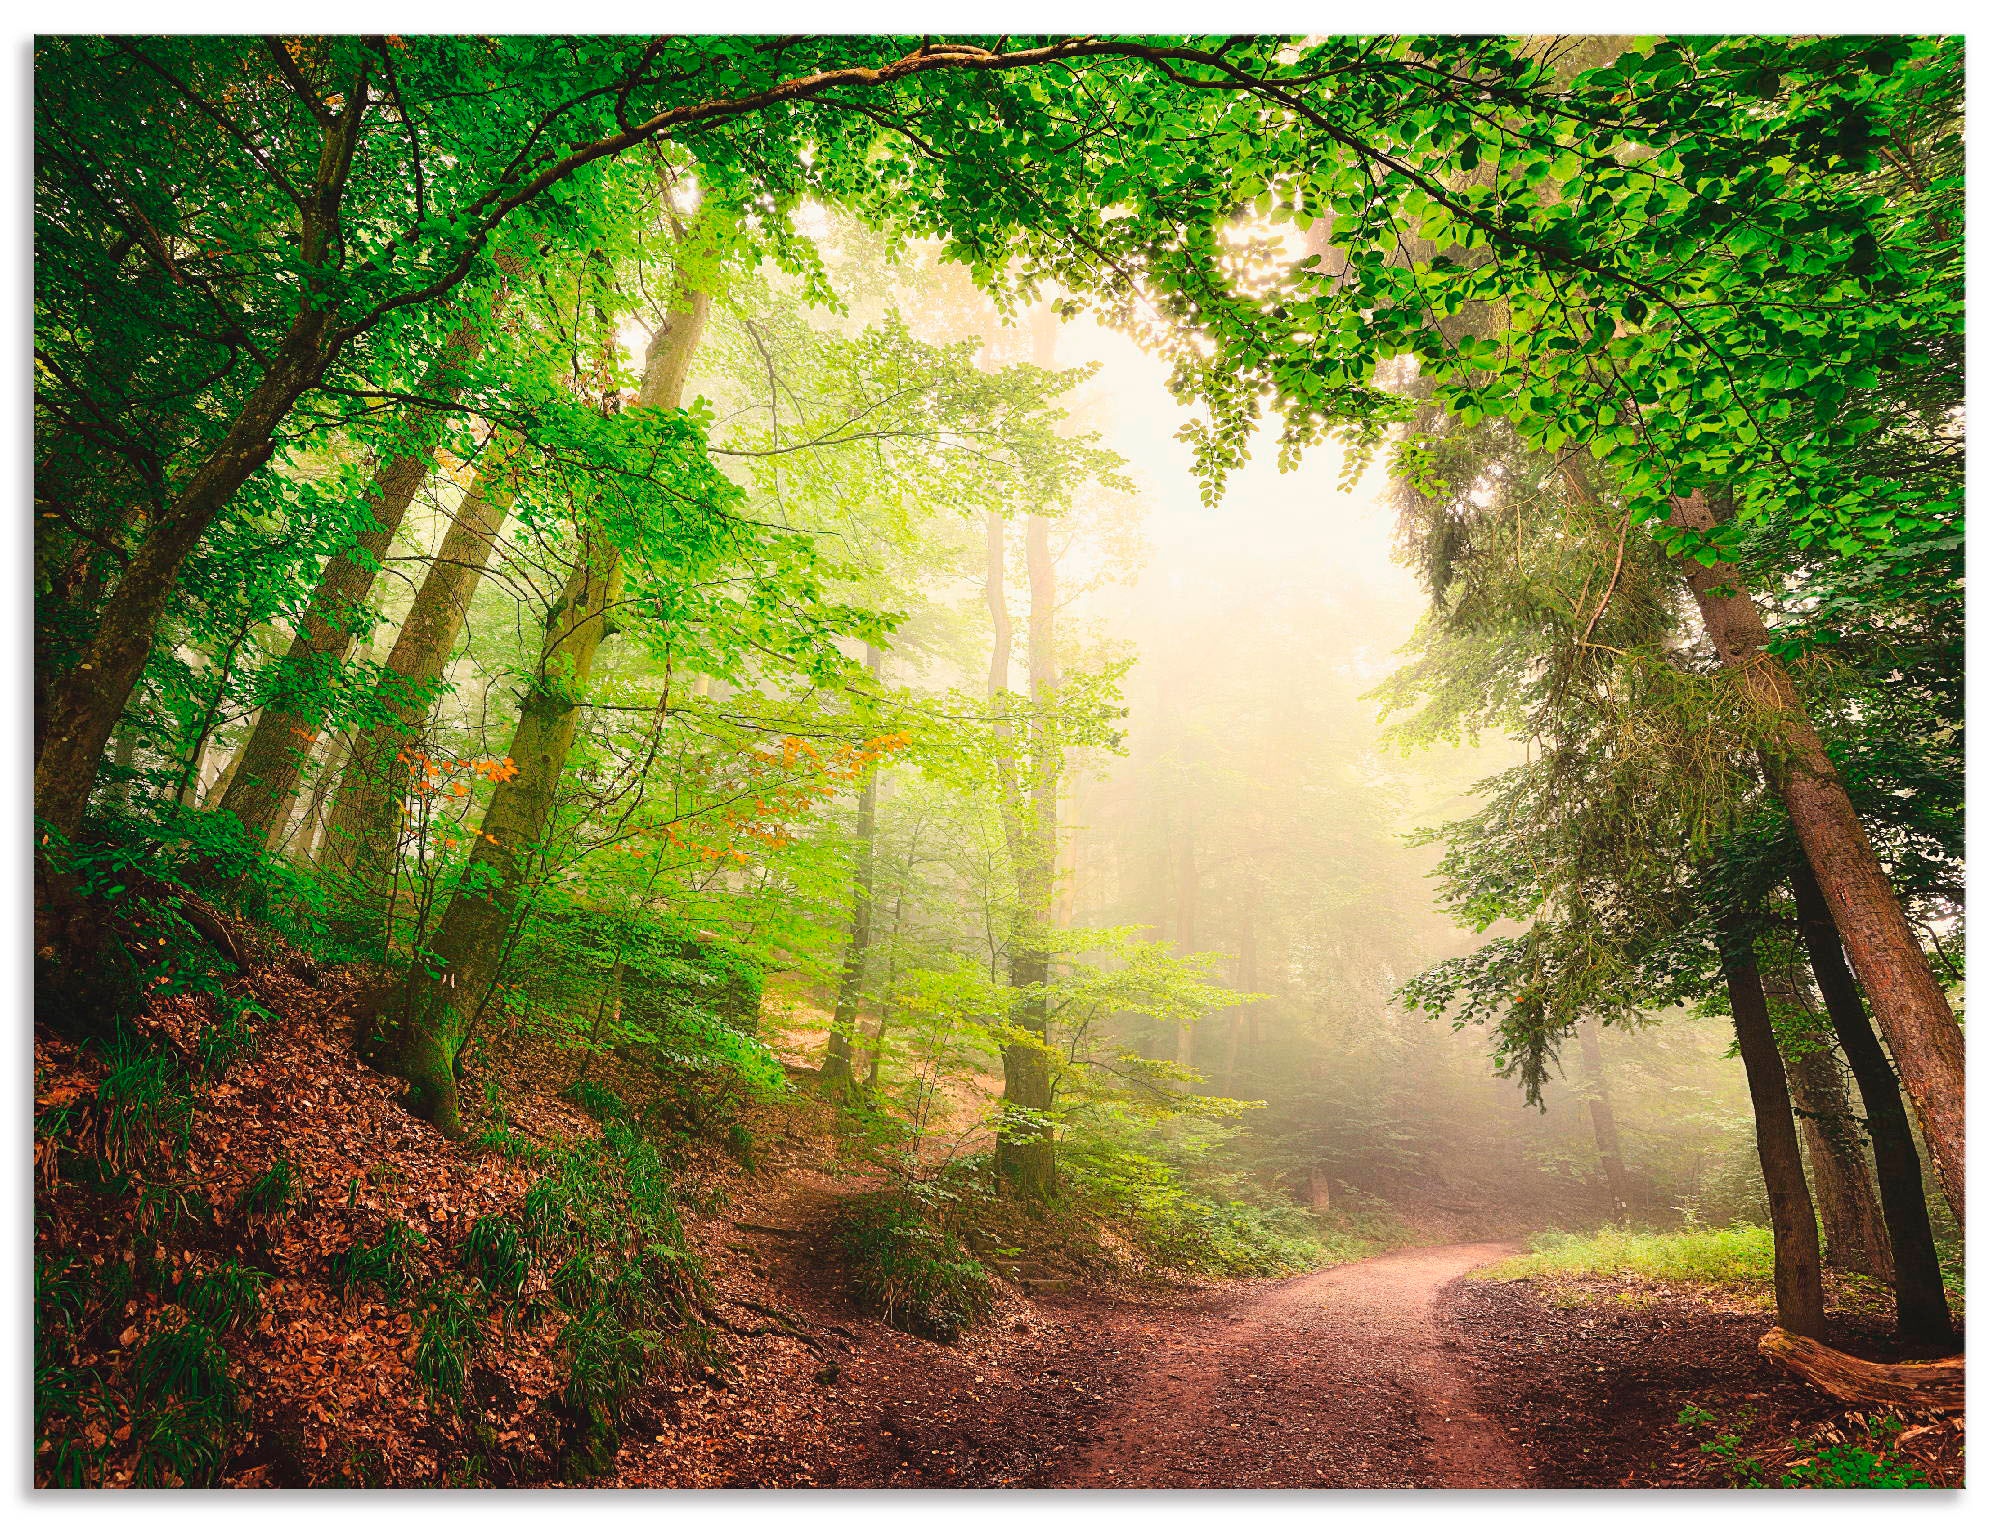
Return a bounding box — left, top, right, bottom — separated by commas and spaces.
818, 643, 884, 1098
1671, 491, 1964, 1223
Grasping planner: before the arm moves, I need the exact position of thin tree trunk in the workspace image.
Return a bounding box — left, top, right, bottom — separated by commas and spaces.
1672, 491, 1964, 1223
369, 293, 709, 1133
1576, 1017, 1633, 1222
989, 491, 1059, 1196
1724, 941, 1827, 1338
819, 644, 884, 1096
317, 441, 520, 898
1793, 863, 1955, 1344
214, 312, 490, 847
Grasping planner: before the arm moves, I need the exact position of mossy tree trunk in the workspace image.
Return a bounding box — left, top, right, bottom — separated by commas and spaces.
368, 294, 709, 1133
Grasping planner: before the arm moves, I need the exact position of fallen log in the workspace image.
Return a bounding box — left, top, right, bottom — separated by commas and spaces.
1759, 1328, 1964, 1412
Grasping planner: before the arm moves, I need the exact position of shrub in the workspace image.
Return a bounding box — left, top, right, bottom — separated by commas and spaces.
132, 1321, 237, 1486
176, 1260, 268, 1331
1782, 1445, 1931, 1489
414, 1279, 484, 1412
95, 1037, 195, 1172
836, 1192, 993, 1344
561, 1078, 631, 1127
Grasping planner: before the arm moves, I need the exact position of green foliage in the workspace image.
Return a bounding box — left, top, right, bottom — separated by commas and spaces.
561, 1079, 631, 1127
175, 1260, 269, 1332
835, 1190, 994, 1344
1676, 1405, 1932, 1489
414, 1279, 485, 1413
132, 1321, 235, 1486
1063, 1119, 1370, 1278
94, 1035, 196, 1173
461, 1216, 529, 1299
1483, 1226, 1775, 1285
1783, 1444, 1930, 1489
329, 1220, 429, 1306
238, 1157, 297, 1218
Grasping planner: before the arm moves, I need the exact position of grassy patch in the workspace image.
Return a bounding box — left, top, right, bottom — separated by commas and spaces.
1477, 1225, 1774, 1286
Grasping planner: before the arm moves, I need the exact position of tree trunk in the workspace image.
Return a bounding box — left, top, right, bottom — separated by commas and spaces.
1672, 491, 1964, 1224
1793, 863, 1955, 1345
819, 644, 883, 1097
992, 500, 1059, 1198
1759, 1329, 1963, 1412
1576, 1017, 1633, 1221
317, 440, 521, 899
1723, 943, 1827, 1338
214, 312, 490, 848
369, 294, 709, 1133
1776, 992, 1895, 1281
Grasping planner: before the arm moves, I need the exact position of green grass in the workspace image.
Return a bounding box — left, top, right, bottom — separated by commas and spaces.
1477, 1225, 1775, 1285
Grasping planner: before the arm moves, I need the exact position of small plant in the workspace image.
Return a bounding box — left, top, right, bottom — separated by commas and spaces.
1781, 1444, 1930, 1488
1677, 1404, 1767, 1485
836, 1192, 993, 1344
194, 1003, 265, 1076
176, 1259, 269, 1331
132, 1319, 237, 1485
557, 1304, 652, 1478
562, 1078, 631, 1127
95, 1037, 195, 1172
136, 1178, 214, 1238
330, 1220, 428, 1305
1488, 1227, 1776, 1286
552, 1249, 605, 1314
238, 1156, 297, 1217
461, 1216, 529, 1298
414, 1279, 484, 1412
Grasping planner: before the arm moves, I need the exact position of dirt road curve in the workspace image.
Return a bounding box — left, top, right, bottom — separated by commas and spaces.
1057, 1242, 1525, 1489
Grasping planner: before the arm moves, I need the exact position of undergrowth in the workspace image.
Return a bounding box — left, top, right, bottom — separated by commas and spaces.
1677, 1405, 1932, 1489
1477, 1225, 1776, 1286
835, 1185, 994, 1345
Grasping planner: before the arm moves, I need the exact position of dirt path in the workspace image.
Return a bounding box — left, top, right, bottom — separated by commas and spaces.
1055, 1242, 1526, 1489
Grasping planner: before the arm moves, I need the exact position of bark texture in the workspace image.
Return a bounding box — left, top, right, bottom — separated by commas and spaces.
1724, 947, 1827, 1338
1671, 491, 1964, 1224
1759, 1329, 1963, 1412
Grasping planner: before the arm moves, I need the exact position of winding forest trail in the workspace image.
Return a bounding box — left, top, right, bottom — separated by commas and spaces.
1055, 1242, 1526, 1489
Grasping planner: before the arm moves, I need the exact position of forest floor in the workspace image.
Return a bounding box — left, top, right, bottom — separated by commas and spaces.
35, 960, 1965, 1490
